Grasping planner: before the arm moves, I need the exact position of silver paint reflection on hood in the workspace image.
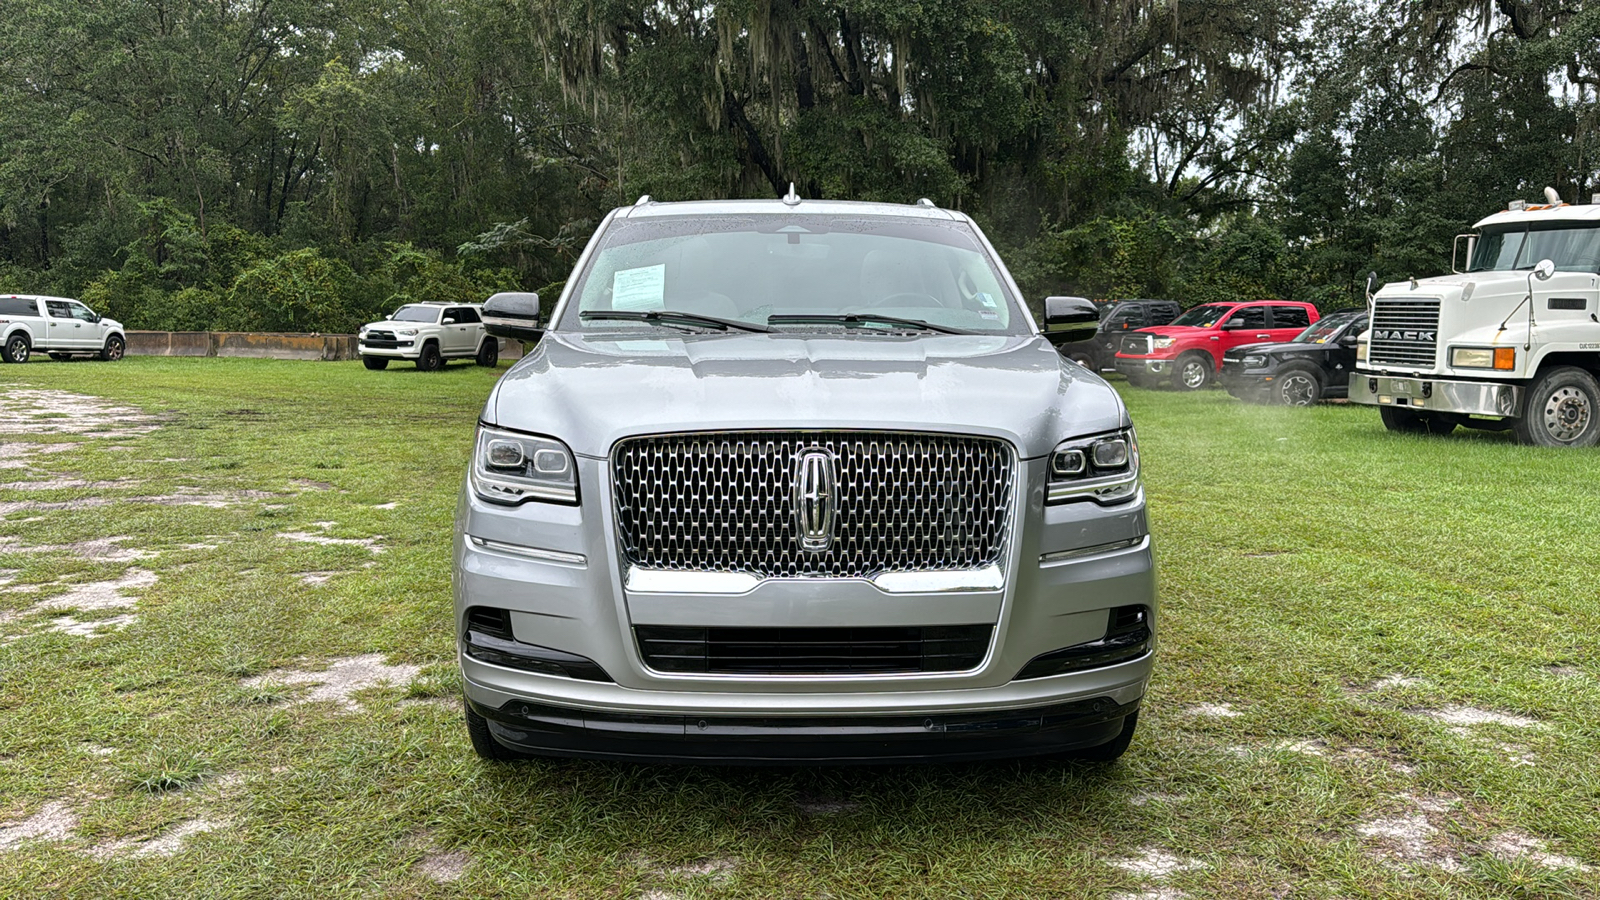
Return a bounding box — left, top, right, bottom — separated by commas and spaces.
487, 332, 1128, 459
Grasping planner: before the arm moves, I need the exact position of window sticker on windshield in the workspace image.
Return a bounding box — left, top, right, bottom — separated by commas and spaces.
612, 264, 666, 310
976, 292, 998, 308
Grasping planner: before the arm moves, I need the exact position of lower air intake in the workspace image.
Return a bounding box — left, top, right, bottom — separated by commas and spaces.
634, 625, 993, 675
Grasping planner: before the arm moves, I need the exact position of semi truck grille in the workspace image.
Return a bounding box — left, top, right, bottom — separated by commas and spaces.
612, 431, 1015, 579
1120, 334, 1152, 355
1369, 299, 1441, 367
634, 625, 993, 675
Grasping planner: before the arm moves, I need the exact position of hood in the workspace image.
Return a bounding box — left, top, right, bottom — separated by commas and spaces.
1133, 324, 1210, 338
1224, 340, 1324, 358
488, 332, 1127, 459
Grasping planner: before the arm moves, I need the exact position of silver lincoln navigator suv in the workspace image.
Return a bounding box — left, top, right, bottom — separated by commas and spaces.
454, 195, 1156, 764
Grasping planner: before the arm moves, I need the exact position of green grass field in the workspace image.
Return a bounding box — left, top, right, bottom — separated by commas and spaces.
1, 357, 1597, 899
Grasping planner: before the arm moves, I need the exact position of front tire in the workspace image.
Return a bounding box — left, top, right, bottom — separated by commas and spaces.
475, 338, 499, 368
1175, 353, 1213, 391
1380, 406, 1456, 435
1275, 367, 1322, 406
1513, 366, 1600, 447
465, 700, 527, 761
361, 356, 389, 371
1, 333, 30, 364
99, 334, 125, 361
415, 342, 443, 372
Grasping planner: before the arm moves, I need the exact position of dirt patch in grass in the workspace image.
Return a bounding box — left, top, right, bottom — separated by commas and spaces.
1184, 702, 1241, 718
240, 654, 420, 711
36, 568, 158, 612
0, 800, 78, 851
0, 390, 162, 437
279, 524, 386, 554
1111, 847, 1204, 880
1416, 705, 1545, 732
85, 818, 222, 860
1483, 830, 1592, 872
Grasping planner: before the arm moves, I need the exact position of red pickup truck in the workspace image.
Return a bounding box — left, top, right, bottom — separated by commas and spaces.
1113, 300, 1320, 390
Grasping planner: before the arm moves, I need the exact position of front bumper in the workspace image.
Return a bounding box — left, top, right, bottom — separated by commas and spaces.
1348, 372, 1522, 417
359, 340, 419, 359
1113, 357, 1172, 378
454, 455, 1156, 762
469, 693, 1139, 764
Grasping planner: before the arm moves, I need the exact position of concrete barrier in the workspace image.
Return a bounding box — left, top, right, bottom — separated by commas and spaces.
127, 331, 524, 362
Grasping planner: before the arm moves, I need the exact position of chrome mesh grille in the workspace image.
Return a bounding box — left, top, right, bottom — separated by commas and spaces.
612, 432, 1015, 578
1369, 298, 1440, 367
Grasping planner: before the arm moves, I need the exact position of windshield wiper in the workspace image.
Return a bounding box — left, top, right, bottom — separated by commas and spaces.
579, 310, 769, 332
765, 313, 973, 335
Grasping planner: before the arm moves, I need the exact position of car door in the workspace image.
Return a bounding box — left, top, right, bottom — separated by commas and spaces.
43, 300, 87, 349
454, 306, 484, 353
1267, 305, 1312, 341
1217, 305, 1271, 358
1326, 315, 1367, 391
436, 307, 467, 354
67, 301, 105, 349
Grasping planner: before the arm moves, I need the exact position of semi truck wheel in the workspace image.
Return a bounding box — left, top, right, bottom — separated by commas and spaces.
1513, 366, 1600, 447
1380, 406, 1456, 435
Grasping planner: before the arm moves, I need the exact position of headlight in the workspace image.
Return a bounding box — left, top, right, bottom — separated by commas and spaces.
470, 425, 578, 505
1152, 337, 1176, 350
1355, 341, 1368, 362
1241, 354, 1267, 368
396, 328, 418, 336
1450, 346, 1514, 370
1047, 428, 1140, 505
358, 325, 368, 335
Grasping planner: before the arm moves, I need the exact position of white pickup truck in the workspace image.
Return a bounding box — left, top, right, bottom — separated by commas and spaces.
0, 294, 127, 363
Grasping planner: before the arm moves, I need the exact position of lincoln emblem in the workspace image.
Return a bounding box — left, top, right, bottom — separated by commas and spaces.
793, 449, 836, 552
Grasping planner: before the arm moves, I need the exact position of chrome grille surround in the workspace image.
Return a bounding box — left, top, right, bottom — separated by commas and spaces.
611, 431, 1017, 579
1369, 298, 1441, 367
1120, 333, 1152, 355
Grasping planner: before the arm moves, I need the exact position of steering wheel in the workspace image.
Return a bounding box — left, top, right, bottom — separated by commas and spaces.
867, 291, 942, 309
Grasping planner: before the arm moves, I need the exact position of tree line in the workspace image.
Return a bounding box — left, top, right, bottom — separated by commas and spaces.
0, 0, 1593, 333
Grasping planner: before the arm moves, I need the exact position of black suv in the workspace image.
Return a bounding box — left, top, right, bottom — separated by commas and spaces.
1220, 309, 1368, 405
1058, 299, 1180, 371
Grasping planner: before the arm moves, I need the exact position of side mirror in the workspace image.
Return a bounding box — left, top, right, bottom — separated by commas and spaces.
442, 316, 457, 325
1041, 296, 1099, 343
1365, 270, 1379, 299
1220, 318, 1244, 330
483, 291, 543, 342
1533, 258, 1556, 281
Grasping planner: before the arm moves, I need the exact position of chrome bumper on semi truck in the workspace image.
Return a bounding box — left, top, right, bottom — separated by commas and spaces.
1348, 372, 1522, 418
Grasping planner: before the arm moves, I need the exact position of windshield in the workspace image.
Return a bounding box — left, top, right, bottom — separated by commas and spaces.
391, 305, 441, 323
1296, 312, 1363, 344
1168, 304, 1233, 328
556, 214, 1026, 334
1468, 224, 1600, 273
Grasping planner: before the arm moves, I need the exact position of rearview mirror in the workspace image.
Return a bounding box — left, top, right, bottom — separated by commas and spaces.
1533, 258, 1556, 281
483, 291, 543, 342
1365, 271, 1379, 299
1041, 296, 1099, 343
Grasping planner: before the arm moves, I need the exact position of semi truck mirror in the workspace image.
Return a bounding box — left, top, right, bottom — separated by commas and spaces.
1533, 259, 1556, 281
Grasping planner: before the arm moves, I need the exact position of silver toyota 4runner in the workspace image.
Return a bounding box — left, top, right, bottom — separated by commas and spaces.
454, 195, 1156, 764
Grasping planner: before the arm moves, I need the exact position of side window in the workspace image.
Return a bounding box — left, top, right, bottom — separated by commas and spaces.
1227, 306, 1267, 329
0, 297, 37, 316
69, 303, 97, 322
45, 301, 73, 319
1270, 306, 1310, 329
454, 307, 482, 324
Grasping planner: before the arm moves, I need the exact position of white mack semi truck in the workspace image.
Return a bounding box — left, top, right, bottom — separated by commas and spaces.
1350, 188, 1600, 446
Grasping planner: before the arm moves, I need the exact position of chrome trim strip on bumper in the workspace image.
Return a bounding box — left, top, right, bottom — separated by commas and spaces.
1039, 536, 1146, 565
1348, 372, 1522, 417
624, 563, 1005, 595
468, 536, 588, 567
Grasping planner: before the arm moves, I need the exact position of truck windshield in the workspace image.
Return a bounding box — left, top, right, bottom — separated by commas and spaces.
1468, 224, 1600, 273
1167, 304, 1232, 328
557, 214, 1027, 335
391, 305, 441, 323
